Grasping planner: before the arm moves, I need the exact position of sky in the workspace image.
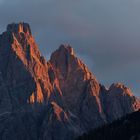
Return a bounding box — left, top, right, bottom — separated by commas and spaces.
0, 0, 140, 96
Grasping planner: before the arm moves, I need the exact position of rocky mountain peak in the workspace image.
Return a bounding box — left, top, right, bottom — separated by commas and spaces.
50, 44, 95, 81
50, 44, 76, 80
7, 22, 32, 35
50, 44, 75, 75
49, 44, 105, 130
109, 83, 133, 97
110, 83, 127, 89
100, 82, 140, 122
0, 22, 62, 105
3, 22, 41, 67
59, 44, 74, 54
50, 44, 74, 61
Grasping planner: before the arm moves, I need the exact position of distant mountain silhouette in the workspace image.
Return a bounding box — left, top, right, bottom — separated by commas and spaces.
0, 22, 139, 140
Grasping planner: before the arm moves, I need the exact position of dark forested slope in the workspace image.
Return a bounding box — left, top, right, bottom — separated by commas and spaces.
76, 110, 140, 140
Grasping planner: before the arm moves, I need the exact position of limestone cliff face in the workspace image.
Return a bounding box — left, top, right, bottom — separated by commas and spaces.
0, 23, 140, 140
50, 45, 106, 129
50, 45, 99, 110
0, 23, 62, 106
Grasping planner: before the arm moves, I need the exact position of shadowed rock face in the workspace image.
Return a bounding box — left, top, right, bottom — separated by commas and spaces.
39, 102, 81, 140
0, 23, 140, 140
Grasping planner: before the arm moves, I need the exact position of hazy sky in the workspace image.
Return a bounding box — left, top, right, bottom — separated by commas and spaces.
0, 0, 140, 96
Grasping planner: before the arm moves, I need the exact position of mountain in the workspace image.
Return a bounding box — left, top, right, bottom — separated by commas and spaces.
75, 109, 140, 140
100, 83, 140, 122
50, 45, 106, 130
0, 22, 139, 140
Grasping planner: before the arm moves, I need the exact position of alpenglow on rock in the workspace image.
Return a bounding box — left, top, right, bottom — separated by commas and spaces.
0, 22, 140, 140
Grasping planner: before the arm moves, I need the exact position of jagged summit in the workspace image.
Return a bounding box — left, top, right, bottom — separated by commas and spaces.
50, 44, 94, 80
109, 83, 133, 97
50, 44, 76, 70
58, 44, 74, 55
110, 83, 128, 89
6, 22, 32, 35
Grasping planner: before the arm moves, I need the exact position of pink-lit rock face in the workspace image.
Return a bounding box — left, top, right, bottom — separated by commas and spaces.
50, 44, 106, 129
0, 23, 63, 105
50, 45, 101, 109
7, 22, 32, 36
0, 23, 140, 140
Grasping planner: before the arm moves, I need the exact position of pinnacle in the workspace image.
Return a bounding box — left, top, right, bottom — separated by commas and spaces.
58, 44, 74, 55
6, 22, 32, 35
